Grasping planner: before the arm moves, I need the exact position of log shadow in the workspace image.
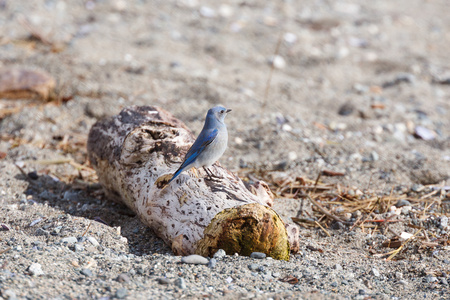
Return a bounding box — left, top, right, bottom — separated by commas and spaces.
15, 172, 171, 256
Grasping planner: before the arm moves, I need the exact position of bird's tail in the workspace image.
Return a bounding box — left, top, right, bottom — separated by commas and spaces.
168, 166, 184, 183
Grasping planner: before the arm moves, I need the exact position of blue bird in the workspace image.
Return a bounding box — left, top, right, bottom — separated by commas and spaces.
169, 106, 232, 183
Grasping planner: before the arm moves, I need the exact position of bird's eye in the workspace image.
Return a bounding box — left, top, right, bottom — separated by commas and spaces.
221, 110, 225, 114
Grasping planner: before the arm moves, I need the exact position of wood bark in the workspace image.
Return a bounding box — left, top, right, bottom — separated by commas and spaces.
87, 106, 299, 260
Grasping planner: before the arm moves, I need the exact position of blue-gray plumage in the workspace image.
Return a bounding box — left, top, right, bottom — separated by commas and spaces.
169, 106, 231, 183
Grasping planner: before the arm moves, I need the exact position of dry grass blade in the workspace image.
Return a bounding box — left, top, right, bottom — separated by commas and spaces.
81, 221, 92, 237
315, 221, 331, 237
386, 228, 423, 261
306, 195, 346, 224
0, 247, 11, 255
262, 33, 283, 109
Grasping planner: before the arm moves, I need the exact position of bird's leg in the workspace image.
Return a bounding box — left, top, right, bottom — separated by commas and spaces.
203, 166, 222, 182
190, 167, 199, 178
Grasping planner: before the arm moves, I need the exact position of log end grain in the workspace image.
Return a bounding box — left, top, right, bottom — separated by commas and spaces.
196, 203, 290, 261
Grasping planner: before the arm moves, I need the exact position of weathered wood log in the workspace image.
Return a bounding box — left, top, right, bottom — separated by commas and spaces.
87, 106, 299, 260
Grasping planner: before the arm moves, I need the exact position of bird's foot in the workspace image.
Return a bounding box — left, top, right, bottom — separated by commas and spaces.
203, 167, 222, 182
190, 167, 199, 178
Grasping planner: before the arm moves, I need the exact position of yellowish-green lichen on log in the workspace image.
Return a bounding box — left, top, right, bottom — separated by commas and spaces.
196, 203, 290, 261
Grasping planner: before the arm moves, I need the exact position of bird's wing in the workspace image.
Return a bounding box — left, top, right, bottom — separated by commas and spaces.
169, 128, 218, 182
182, 128, 218, 168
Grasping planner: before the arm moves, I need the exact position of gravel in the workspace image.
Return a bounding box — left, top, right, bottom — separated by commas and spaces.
0, 0, 448, 299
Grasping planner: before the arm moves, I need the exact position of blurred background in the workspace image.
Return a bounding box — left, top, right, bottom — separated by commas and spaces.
0, 0, 449, 190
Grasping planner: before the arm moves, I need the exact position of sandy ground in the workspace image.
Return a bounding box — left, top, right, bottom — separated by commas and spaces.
0, 0, 449, 299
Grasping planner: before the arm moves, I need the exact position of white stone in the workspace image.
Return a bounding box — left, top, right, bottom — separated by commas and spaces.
28, 263, 44, 276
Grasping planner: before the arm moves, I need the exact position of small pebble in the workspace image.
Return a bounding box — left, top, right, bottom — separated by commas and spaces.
208, 258, 217, 269
334, 264, 343, 271
440, 278, 448, 285
52, 226, 62, 235
199, 6, 216, 18
401, 206, 412, 215
115, 288, 128, 299
250, 252, 266, 259
338, 102, 354, 116
28, 263, 44, 276
157, 278, 170, 285
395, 199, 411, 207
80, 268, 94, 277
410, 184, 424, 192
248, 264, 259, 271
213, 249, 226, 259
181, 254, 209, 265
35, 228, 49, 236
174, 277, 186, 289
27, 171, 39, 180
1, 289, 17, 300
116, 273, 131, 283
371, 268, 380, 277
29, 219, 43, 227
425, 276, 438, 283
370, 151, 379, 161
219, 4, 233, 18
358, 289, 366, 295
61, 237, 78, 244
270, 55, 286, 69
283, 32, 297, 44
382, 72, 415, 88
74, 244, 84, 252
0, 223, 11, 231
414, 126, 435, 140
87, 236, 100, 247
63, 191, 79, 201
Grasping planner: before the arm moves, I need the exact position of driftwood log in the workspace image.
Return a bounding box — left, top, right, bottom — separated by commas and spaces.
87, 106, 299, 260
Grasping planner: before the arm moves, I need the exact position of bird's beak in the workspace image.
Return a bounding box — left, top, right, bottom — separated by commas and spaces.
226, 108, 232, 113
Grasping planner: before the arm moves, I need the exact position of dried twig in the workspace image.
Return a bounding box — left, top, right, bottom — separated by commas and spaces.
315, 221, 331, 237
0, 247, 11, 255
305, 194, 346, 224
262, 33, 283, 109
386, 228, 423, 261
81, 221, 92, 237
17, 15, 53, 45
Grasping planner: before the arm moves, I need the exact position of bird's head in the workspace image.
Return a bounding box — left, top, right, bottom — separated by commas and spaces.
208, 106, 232, 123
